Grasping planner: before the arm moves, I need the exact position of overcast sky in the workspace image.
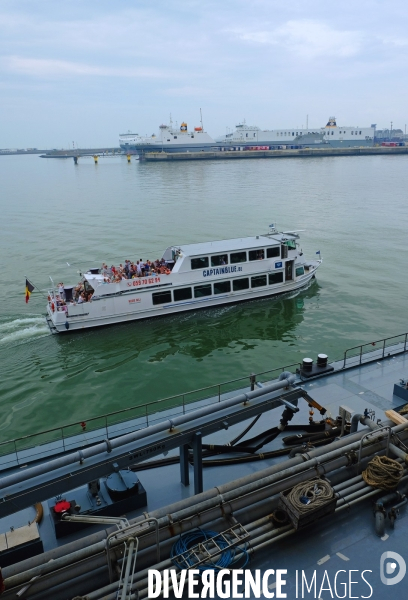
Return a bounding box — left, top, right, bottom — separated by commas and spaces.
1, 0, 408, 148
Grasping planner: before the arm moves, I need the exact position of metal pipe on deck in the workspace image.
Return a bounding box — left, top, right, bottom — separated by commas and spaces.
2, 424, 400, 583
3, 436, 404, 596
4, 422, 408, 597
0, 375, 296, 492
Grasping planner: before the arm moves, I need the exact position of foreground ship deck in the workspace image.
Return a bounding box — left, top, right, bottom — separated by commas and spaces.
46, 226, 321, 333
1, 334, 408, 598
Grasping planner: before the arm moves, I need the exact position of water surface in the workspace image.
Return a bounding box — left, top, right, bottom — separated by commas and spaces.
1, 153, 407, 440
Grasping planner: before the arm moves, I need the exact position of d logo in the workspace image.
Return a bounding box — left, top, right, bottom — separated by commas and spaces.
380, 551, 406, 585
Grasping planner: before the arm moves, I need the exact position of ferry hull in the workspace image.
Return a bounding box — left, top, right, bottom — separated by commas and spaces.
121, 139, 374, 155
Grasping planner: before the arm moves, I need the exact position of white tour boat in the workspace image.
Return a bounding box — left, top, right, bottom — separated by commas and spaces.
45, 226, 322, 333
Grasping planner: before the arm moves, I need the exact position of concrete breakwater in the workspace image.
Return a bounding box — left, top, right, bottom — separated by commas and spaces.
143, 146, 408, 162
39, 147, 121, 158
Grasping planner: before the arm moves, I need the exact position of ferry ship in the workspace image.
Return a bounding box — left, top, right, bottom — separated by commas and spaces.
119, 117, 216, 155
119, 117, 375, 155
45, 226, 321, 333
216, 117, 375, 150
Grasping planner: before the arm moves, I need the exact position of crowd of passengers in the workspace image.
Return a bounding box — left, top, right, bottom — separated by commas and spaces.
100, 257, 174, 283
49, 282, 93, 312
50, 256, 178, 311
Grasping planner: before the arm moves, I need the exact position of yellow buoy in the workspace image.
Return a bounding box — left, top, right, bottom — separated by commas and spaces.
93, 155, 98, 164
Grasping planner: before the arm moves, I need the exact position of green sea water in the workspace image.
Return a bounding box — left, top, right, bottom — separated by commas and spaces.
0, 153, 407, 441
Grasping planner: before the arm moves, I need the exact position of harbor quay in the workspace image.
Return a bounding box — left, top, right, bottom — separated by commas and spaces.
142, 145, 408, 162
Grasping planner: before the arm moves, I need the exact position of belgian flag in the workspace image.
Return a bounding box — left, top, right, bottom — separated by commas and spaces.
25, 279, 35, 303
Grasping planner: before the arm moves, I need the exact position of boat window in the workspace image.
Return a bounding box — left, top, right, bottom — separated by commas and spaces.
174, 287, 192, 302
191, 257, 209, 270
194, 284, 212, 298
266, 247, 280, 258
249, 249, 265, 261
233, 278, 249, 291
284, 240, 297, 249
214, 281, 231, 295
230, 251, 247, 264
296, 266, 305, 277
152, 291, 172, 305
269, 272, 284, 285
211, 254, 228, 267
251, 275, 267, 288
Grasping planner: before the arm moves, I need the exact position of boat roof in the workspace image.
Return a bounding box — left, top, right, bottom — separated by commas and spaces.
177, 232, 296, 257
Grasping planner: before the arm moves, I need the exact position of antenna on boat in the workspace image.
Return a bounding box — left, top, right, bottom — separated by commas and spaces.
200, 108, 203, 131
49, 275, 56, 298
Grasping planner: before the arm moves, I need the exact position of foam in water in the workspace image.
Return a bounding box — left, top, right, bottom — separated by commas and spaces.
0, 316, 49, 345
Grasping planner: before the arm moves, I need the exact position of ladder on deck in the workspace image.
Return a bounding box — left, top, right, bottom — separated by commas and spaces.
117, 536, 139, 600
173, 523, 250, 570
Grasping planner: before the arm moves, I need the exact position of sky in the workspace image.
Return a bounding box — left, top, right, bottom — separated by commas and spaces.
1, 0, 408, 148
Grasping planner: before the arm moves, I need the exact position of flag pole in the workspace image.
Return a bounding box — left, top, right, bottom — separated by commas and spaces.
24, 276, 48, 300
24, 276, 41, 292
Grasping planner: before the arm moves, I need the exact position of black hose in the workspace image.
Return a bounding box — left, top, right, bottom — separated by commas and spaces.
229, 414, 261, 445
283, 427, 344, 446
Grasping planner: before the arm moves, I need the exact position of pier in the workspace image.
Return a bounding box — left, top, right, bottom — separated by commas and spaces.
143, 145, 408, 162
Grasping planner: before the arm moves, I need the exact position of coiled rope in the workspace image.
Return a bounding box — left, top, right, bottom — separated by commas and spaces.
362, 455, 403, 491
171, 528, 249, 571
286, 478, 334, 513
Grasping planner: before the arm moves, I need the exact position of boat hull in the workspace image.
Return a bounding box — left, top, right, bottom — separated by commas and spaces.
46, 269, 318, 334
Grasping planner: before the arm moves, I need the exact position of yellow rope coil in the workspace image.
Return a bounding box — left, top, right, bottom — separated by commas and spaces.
362, 455, 403, 491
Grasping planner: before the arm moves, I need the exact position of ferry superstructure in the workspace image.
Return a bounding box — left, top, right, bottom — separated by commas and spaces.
119, 119, 216, 155
216, 117, 375, 149
46, 226, 321, 333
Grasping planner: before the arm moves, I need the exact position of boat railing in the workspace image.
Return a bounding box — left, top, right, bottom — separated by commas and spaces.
1, 332, 408, 467
342, 332, 408, 368
0, 362, 301, 467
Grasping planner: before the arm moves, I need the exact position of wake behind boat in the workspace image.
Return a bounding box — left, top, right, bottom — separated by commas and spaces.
45, 225, 322, 333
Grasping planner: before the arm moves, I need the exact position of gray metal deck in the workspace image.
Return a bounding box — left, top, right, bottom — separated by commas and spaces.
1, 337, 408, 599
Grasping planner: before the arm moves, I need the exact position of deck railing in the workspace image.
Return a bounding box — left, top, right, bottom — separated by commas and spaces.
342, 332, 408, 368
1, 331, 408, 465
0, 362, 300, 462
